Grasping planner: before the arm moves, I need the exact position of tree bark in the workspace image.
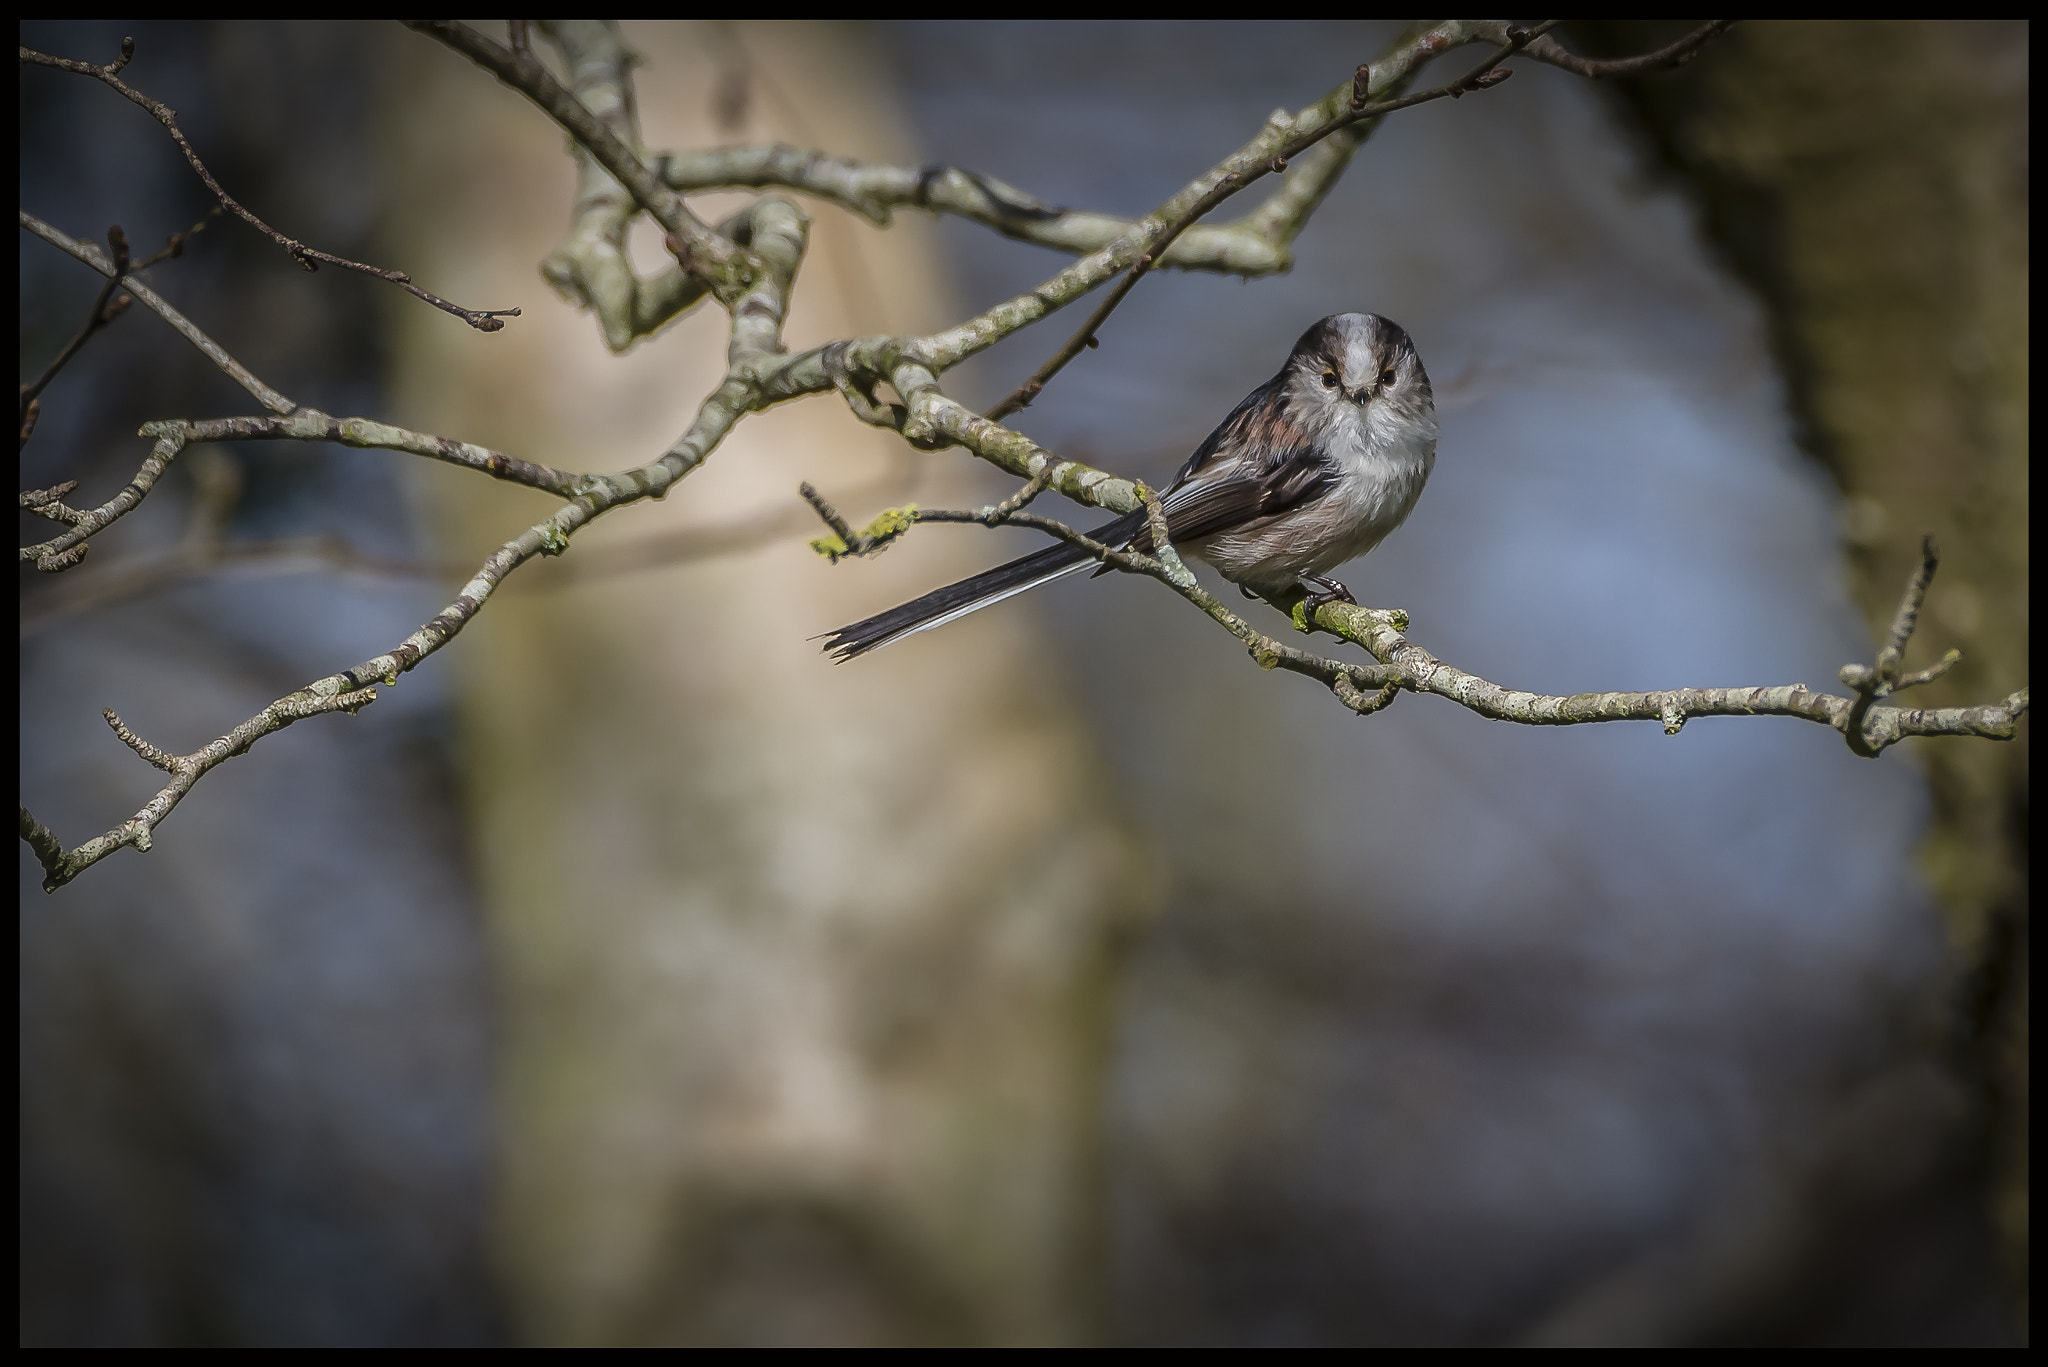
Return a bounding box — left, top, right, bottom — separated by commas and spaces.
1577, 18, 2029, 1332
381, 21, 1152, 1346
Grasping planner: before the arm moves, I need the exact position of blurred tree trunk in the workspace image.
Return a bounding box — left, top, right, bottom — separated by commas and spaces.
381, 22, 1151, 1346
1577, 19, 2028, 1334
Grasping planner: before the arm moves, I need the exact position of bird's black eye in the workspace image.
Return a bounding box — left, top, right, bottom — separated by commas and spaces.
1321, 371, 1339, 389
1380, 366, 1398, 386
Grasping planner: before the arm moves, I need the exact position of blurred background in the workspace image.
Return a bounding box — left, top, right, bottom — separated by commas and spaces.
19, 20, 2027, 1347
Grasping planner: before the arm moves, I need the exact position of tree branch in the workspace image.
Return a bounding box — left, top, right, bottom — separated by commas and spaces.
29, 16, 2019, 900
21, 210, 297, 414
1285, 536, 2025, 754
20, 209, 224, 445
1520, 20, 1739, 80
20, 224, 132, 433
20, 36, 523, 330
404, 19, 770, 309
19, 142, 816, 888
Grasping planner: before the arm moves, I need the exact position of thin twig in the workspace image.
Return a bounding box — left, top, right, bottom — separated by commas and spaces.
1839, 535, 1949, 757
22, 209, 296, 413
1522, 21, 1739, 80
983, 170, 1252, 422
19, 225, 132, 428
132, 204, 224, 270
19, 37, 522, 331
800, 480, 862, 554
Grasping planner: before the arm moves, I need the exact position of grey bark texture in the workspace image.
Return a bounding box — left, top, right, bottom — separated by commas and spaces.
1578, 17, 2030, 1329
381, 21, 1151, 1346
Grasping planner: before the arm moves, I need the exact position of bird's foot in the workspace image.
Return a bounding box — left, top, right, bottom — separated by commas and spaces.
1297, 575, 1356, 631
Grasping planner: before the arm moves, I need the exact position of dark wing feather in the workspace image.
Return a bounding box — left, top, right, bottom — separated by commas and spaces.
1159, 448, 1334, 542
1107, 445, 1336, 571
1168, 377, 1286, 486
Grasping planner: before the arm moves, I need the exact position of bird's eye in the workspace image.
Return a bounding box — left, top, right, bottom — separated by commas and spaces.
1321, 371, 1339, 389
1380, 366, 1398, 385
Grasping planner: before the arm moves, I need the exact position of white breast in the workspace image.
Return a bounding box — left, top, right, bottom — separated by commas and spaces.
1193, 404, 1436, 593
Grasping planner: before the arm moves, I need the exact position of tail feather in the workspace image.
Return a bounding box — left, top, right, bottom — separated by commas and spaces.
822, 510, 1144, 661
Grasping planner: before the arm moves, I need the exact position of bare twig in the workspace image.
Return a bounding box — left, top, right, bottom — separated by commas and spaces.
132, 205, 223, 270
1835, 536, 1975, 757
19, 37, 522, 331
22, 210, 296, 413
978, 461, 1061, 525
1522, 20, 1739, 80
20, 224, 132, 429
17, 205, 226, 437
983, 169, 1253, 422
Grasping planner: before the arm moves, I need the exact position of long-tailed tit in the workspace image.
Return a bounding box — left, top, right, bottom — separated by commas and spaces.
823, 312, 1436, 660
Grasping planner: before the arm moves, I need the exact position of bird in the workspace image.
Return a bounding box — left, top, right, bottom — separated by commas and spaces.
821, 312, 1436, 661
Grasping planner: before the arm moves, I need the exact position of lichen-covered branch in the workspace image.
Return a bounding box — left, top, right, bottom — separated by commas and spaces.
540, 21, 1469, 352
658, 131, 1354, 276
18, 137, 813, 891
17, 409, 591, 572
405, 20, 769, 309
1286, 537, 2026, 753
31, 17, 2026, 899
20, 687, 380, 892
902, 19, 1512, 376
530, 20, 710, 352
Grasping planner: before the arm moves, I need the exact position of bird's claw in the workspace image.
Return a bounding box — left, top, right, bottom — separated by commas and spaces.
1297, 575, 1356, 631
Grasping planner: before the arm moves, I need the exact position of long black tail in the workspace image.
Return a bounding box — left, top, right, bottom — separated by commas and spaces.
822, 510, 1145, 661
